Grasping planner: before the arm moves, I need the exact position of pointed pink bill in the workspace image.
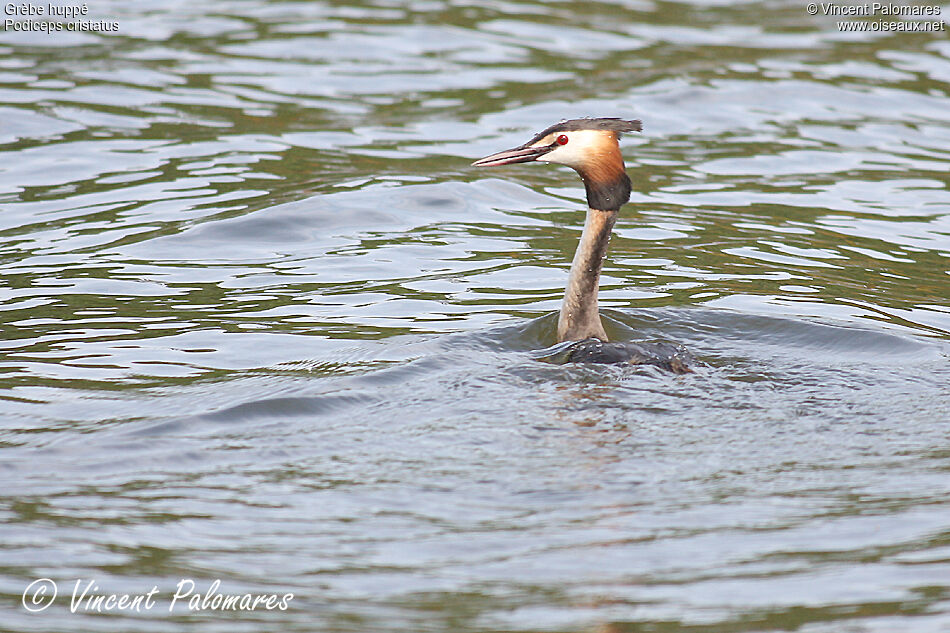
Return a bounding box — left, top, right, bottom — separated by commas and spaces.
471, 144, 553, 167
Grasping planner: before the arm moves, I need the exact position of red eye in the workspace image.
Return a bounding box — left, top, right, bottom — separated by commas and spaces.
556, 134, 569, 145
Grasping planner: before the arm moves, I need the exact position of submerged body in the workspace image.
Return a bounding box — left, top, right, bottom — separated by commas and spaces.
472, 117, 692, 373
566, 338, 692, 373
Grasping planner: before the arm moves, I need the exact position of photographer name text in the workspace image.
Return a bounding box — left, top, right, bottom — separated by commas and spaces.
810, 3, 941, 16
22, 578, 294, 614
805, 2, 945, 31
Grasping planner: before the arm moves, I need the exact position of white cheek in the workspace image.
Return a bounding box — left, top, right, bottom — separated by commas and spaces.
539, 144, 584, 166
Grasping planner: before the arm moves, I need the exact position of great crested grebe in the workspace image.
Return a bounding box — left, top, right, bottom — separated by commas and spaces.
473, 117, 692, 372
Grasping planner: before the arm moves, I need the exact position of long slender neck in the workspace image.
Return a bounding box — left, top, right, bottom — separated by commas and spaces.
557, 207, 618, 342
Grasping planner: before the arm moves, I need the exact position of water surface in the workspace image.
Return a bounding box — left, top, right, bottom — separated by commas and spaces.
2, 1, 949, 631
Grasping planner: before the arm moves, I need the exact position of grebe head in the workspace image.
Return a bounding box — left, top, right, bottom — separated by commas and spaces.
472, 117, 641, 211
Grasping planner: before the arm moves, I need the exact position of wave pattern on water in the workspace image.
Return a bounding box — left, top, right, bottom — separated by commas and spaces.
1, 0, 949, 631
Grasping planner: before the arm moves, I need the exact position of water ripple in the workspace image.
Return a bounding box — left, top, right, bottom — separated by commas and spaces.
1, 0, 949, 631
